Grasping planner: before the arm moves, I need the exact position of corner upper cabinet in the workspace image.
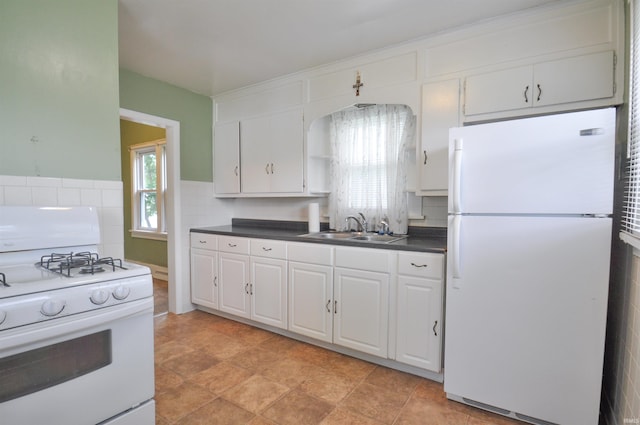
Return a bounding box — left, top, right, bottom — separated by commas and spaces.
214, 121, 240, 194
241, 108, 304, 194
463, 50, 616, 120
418, 79, 460, 196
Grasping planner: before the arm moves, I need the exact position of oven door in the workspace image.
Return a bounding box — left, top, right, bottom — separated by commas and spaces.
0, 298, 154, 425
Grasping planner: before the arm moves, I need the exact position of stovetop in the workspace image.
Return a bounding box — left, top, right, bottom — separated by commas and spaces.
0, 252, 151, 299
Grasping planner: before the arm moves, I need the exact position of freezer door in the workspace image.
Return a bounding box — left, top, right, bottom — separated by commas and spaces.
448, 108, 615, 215
444, 215, 611, 425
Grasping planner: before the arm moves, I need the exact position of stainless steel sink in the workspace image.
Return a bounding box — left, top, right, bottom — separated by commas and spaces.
350, 234, 407, 243
300, 231, 407, 243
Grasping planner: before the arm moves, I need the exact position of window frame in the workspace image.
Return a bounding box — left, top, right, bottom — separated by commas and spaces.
129, 139, 167, 241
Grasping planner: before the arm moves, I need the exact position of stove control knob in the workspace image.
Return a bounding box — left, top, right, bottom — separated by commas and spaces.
41, 299, 66, 317
90, 289, 110, 305
112, 286, 131, 301
0, 310, 6, 325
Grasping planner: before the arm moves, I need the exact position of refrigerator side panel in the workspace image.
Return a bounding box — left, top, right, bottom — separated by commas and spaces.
444, 215, 611, 425
448, 108, 615, 215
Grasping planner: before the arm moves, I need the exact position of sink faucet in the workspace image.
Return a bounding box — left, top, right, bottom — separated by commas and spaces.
379, 217, 389, 234
345, 215, 364, 232
345, 213, 368, 232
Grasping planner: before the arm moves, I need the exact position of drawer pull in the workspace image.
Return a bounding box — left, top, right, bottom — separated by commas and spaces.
228, 243, 237, 248
433, 320, 438, 336
199, 240, 206, 244
410, 262, 428, 268
262, 247, 272, 252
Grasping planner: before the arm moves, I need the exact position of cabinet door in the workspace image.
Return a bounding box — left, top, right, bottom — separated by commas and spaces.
214, 121, 240, 194
288, 261, 333, 343
419, 79, 460, 195
464, 66, 532, 116
251, 257, 287, 329
241, 114, 272, 193
190, 249, 218, 309
268, 108, 304, 193
218, 252, 250, 318
533, 51, 614, 108
334, 267, 389, 358
396, 275, 442, 372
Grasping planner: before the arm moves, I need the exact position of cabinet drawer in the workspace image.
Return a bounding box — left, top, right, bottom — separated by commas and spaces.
218, 236, 250, 254
397, 252, 443, 279
191, 233, 218, 250
250, 239, 287, 259
335, 247, 390, 273
287, 242, 333, 265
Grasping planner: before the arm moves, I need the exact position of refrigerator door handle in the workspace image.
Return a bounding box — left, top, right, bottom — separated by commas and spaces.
451, 215, 462, 282
452, 139, 463, 213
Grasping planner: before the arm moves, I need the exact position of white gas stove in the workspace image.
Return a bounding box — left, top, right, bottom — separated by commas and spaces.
0, 206, 155, 425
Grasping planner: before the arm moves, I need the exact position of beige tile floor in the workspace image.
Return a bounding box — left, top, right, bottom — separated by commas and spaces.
153, 310, 524, 425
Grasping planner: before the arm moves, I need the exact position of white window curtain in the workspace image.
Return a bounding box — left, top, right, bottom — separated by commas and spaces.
328, 104, 415, 234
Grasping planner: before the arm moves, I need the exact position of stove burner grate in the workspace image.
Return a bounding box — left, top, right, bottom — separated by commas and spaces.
38, 252, 126, 276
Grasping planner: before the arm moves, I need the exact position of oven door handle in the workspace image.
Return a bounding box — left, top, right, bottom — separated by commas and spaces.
0, 298, 153, 354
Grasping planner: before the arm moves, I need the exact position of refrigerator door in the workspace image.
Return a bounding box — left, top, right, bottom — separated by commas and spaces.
448, 108, 615, 215
444, 215, 611, 425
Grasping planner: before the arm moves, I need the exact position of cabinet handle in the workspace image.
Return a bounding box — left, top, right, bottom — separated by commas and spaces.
271, 163, 274, 174
245, 283, 249, 294
326, 299, 331, 313
423, 150, 428, 165
433, 320, 438, 336
262, 247, 272, 252
334, 300, 338, 314
228, 243, 237, 247
234, 165, 238, 176
265, 163, 270, 174
199, 240, 206, 244
537, 84, 542, 102
250, 283, 253, 296
410, 262, 428, 268
523, 85, 529, 103
214, 276, 217, 287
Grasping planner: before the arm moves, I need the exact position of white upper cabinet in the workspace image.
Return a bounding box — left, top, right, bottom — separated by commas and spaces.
241, 108, 304, 194
464, 51, 616, 119
419, 79, 460, 195
213, 121, 240, 194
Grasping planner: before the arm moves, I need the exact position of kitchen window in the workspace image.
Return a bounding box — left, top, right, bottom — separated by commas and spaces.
130, 139, 167, 240
328, 104, 415, 234
623, 0, 640, 249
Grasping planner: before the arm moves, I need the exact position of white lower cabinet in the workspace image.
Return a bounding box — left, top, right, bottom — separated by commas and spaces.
191, 233, 445, 374
190, 234, 219, 309
334, 267, 389, 357
288, 242, 334, 342
395, 252, 444, 372
249, 239, 288, 329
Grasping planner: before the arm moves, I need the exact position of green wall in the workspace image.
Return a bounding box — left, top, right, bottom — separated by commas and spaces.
0, 0, 120, 180
119, 69, 213, 182
120, 120, 168, 267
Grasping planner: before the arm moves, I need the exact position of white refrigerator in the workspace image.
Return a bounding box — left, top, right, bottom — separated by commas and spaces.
444, 108, 615, 425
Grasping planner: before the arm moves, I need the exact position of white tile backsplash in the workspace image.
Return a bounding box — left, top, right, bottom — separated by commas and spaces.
0, 174, 124, 259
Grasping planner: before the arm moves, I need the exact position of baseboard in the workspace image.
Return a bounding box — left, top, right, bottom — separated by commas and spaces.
125, 259, 168, 281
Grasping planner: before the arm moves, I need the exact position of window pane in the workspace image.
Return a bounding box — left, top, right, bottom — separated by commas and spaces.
139, 191, 157, 229
141, 152, 156, 190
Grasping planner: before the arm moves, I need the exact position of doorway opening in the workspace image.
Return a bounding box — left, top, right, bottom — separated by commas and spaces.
120, 108, 184, 315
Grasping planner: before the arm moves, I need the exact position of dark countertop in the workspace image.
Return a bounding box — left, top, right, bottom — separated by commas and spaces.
191, 219, 447, 254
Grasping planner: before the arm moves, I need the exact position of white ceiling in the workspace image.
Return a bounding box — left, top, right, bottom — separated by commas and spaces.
118, 0, 569, 97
